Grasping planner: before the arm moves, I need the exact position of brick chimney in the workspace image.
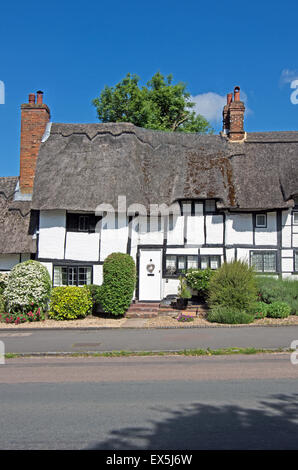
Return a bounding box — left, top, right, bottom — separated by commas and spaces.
222, 86, 246, 141
19, 91, 50, 194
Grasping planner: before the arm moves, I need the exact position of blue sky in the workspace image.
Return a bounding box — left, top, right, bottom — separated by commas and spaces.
1, 0, 298, 176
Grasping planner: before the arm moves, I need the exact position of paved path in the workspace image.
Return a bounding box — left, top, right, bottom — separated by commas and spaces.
1, 325, 298, 354
1, 354, 298, 449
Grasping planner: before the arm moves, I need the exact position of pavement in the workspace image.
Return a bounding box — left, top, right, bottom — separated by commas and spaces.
1, 325, 298, 354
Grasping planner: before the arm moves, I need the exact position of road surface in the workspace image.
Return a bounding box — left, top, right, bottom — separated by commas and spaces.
0, 353, 298, 449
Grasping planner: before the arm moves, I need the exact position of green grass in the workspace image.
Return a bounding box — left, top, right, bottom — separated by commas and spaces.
4, 347, 288, 359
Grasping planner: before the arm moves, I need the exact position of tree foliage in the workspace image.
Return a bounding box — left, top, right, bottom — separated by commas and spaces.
92, 72, 213, 134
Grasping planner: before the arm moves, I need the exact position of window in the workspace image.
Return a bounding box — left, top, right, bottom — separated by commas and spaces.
200, 255, 221, 270
53, 266, 92, 286
66, 213, 100, 232
205, 200, 216, 213
293, 212, 298, 225
255, 214, 267, 228
165, 255, 199, 276
250, 251, 277, 272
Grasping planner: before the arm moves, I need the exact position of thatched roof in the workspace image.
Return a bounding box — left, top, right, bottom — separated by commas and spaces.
0, 177, 36, 254
31, 123, 298, 211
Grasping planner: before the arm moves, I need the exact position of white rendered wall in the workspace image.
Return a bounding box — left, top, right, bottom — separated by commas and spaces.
39, 210, 66, 259
100, 213, 129, 261
254, 212, 277, 245
65, 232, 100, 261
206, 215, 224, 244
167, 216, 184, 245
93, 264, 103, 285
226, 214, 253, 245
282, 211, 292, 248
185, 203, 204, 245
138, 216, 164, 245
162, 278, 180, 298
41, 262, 53, 281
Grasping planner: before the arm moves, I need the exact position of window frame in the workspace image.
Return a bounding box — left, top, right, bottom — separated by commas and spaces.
293, 211, 298, 226
255, 213, 267, 228
164, 254, 221, 278
66, 212, 101, 233
53, 265, 93, 287
250, 250, 277, 273
294, 251, 298, 273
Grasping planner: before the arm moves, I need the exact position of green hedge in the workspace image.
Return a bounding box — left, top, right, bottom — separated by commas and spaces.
49, 286, 92, 320
85, 284, 104, 314
100, 253, 136, 316
208, 260, 258, 311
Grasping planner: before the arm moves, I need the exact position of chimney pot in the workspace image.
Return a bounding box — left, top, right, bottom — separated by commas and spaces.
28, 93, 35, 104
227, 93, 233, 105
234, 86, 240, 102
36, 90, 43, 104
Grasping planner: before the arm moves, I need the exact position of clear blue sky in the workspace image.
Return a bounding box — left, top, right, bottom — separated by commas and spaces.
1, 0, 297, 176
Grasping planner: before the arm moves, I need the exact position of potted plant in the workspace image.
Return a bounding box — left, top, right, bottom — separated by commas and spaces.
176, 276, 192, 309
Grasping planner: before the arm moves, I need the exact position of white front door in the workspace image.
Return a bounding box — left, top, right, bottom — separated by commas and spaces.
139, 249, 162, 301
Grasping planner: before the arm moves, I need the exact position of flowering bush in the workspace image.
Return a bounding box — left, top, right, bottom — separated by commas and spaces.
0, 306, 45, 324
185, 268, 215, 300
4, 260, 52, 313
0, 273, 9, 295
177, 313, 194, 322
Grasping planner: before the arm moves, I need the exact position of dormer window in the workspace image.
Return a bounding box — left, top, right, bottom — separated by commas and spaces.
255, 214, 267, 228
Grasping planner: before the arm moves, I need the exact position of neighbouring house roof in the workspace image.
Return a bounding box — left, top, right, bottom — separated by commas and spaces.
31, 123, 298, 212
0, 177, 36, 254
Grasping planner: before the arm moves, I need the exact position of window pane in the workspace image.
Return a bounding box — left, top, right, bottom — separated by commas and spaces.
187, 255, 198, 270
177, 256, 186, 272
294, 213, 298, 225
263, 253, 276, 272
201, 256, 209, 270
166, 256, 177, 275
256, 214, 266, 227
53, 266, 62, 287
205, 200, 216, 212
210, 256, 219, 269
295, 252, 298, 272
251, 253, 263, 272
68, 267, 77, 286
79, 216, 89, 231
61, 267, 68, 286
78, 267, 92, 286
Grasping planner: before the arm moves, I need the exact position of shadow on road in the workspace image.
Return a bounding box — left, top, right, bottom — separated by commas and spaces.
88, 393, 298, 450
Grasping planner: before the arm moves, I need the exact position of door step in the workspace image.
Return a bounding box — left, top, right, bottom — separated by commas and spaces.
125, 302, 160, 318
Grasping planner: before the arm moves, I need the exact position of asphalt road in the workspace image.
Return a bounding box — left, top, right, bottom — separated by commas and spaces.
1, 354, 298, 450
1, 326, 298, 354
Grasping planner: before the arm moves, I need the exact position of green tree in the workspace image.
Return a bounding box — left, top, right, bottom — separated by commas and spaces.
92, 72, 213, 133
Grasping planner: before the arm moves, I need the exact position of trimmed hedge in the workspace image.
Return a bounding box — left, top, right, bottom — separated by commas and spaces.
4, 260, 52, 313
85, 284, 104, 314
207, 306, 254, 324
100, 253, 136, 316
208, 260, 258, 311
49, 286, 92, 320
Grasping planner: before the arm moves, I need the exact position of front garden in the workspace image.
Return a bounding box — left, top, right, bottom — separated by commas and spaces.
0, 255, 298, 327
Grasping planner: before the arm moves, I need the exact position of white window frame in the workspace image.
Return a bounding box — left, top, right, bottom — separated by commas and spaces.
255, 213, 267, 228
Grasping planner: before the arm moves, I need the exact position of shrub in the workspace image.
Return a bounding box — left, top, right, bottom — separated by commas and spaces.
256, 277, 298, 314
208, 260, 258, 311
185, 268, 215, 300
207, 306, 254, 324
0, 294, 5, 313
49, 286, 92, 320
248, 301, 269, 319
178, 276, 192, 299
266, 301, 291, 319
0, 273, 9, 295
85, 284, 104, 314
100, 253, 136, 316
4, 260, 51, 313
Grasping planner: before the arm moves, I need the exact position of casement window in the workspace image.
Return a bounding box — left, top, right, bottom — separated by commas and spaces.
293, 212, 298, 225
255, 214, 267, 228
53, 265, 92, 286
250, 251, 277, 273
295, 252, 298, 272
165, 255, 199, 276
66, 213, 101, 232
165, 254, 220, 276
204, 200, 216, 213
200, 255, 221, 270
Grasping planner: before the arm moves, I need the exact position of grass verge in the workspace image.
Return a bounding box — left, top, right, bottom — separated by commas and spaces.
4, 347, 290, 359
